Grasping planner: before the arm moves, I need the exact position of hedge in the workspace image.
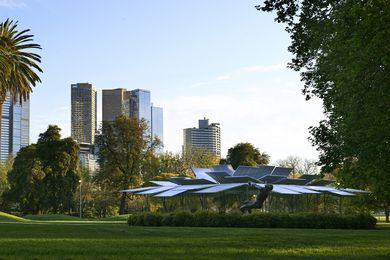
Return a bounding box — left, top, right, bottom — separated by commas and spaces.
127, 211, 377, 229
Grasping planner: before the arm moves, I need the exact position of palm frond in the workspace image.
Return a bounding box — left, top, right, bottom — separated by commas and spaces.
0, 18, 42, 104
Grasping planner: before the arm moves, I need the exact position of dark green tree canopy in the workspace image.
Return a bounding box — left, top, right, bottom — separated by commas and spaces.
7, 125, 80, 214
226, 143, 270, 169
258, 0, 390, 208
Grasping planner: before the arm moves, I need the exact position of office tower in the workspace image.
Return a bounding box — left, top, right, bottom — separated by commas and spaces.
102, 89, 152, 125
129, 89, 151, 124
71, 83, 97, 144
183, 118, 221, 158
102, 88, 130, 122
102, 88, 162, 140
0, 95, 29, 161
151, 105, 163, 151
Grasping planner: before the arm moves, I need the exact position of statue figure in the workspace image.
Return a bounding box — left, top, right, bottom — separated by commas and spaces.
240, 183, 273, 213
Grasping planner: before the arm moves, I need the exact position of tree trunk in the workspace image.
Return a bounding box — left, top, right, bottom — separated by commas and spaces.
385, 206, 389, 223
119, 192, 127, 215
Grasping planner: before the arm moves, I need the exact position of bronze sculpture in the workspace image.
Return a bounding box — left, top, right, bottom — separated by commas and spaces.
240, 183, 273, 213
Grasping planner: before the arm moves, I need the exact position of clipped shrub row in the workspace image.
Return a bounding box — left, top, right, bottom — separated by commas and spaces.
128, 211, 377, 229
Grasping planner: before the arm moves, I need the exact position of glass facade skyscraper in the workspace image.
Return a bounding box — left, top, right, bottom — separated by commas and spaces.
0, 95, 29, 161
151, 105, 163, 152
71, 83, 97, 144
129, 89, 151, 125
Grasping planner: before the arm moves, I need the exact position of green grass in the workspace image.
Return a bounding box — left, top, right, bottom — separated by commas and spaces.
0, 211, 29, 223
23, 214, 83, 221
0, 221, 390, 259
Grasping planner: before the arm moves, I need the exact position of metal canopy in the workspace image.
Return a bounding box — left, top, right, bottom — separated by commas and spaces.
259, 175, 286, 184
270, 167, 293, 177
212, 164, 235, 175
233, 166, 271, 179
205, 171, 231, 183
278, 185, 321, 194
194, 183, 246, 194
191, 168, 218, 183
154, 189, 187, 197
136, 186, 175, 195
223, 176, 261, 184
251, 183, 301, 195
305, 186, 355, 196
149, 181, 178, 186
122, 164, 367, 198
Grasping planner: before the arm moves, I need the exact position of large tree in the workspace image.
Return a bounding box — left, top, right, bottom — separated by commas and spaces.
95, 115, 161, 214
0, 19, 42, 132
226, 143, 270, 169
7, 125, 80, 214
258, 0, 390, 219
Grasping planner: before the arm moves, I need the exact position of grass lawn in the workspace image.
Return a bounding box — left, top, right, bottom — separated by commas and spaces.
0, 221, 389, 259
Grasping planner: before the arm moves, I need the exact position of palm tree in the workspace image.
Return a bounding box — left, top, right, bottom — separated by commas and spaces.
0, 19, 42, 135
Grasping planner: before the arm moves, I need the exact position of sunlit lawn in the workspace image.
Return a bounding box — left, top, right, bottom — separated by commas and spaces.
0, 220, 389, 259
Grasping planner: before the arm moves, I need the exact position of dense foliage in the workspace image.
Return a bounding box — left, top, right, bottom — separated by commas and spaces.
6, 125, 80, 214
226, 142, 270, 169
95, 115, 161, 214
258, 1, 390, 215
128, 211, 376, 229
0, 159, 12, 209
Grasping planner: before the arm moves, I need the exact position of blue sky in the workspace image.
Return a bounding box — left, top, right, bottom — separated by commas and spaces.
1, 0, 323, 162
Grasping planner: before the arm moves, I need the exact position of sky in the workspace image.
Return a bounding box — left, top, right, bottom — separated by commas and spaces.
0, 0, 324, 163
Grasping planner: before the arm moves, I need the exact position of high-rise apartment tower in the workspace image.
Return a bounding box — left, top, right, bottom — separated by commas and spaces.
183, 118, 221, 158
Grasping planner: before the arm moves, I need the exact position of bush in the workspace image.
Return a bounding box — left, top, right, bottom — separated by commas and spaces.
127, 211, 377, 229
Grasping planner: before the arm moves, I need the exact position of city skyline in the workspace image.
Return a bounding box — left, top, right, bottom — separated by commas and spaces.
0, 94, 29, 161
1, 1, 324, 162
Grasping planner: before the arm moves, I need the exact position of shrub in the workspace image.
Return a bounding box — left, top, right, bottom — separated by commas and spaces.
128, 211, 377, 229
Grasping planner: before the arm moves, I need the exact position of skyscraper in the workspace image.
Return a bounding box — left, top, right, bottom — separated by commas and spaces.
102, 88, 163, 146
183, 118, 221, 158
102, 88, 129, 122
0, 95, 29, 161
71, 83, 97, 144
129, 89, 151, 123
151, 105, 163, 151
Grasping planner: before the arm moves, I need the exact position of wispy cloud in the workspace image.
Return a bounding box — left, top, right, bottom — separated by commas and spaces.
0, 0, 26, 8
215, 63, 287, 82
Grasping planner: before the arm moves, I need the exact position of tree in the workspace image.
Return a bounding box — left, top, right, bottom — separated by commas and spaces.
258, 1, 390, 219
7, 125, 80, 214
0, 159, 12, 210
277, 156, 319, 177
226, 143, 270, 169
7, 145, 45, 213
0, 19, 42, 133
95, 115, 161, 214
